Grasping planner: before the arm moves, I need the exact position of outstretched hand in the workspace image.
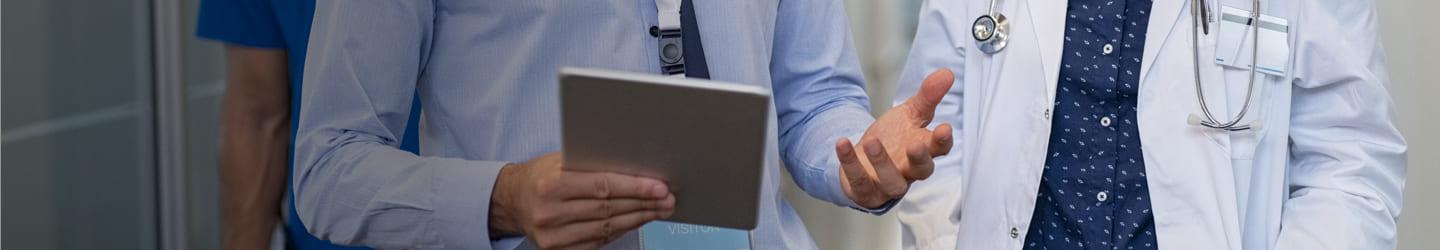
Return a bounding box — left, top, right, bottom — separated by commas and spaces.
838, 68, 955, 208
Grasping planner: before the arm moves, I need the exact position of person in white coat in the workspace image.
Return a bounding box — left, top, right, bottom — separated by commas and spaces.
887, 0, 1407, 249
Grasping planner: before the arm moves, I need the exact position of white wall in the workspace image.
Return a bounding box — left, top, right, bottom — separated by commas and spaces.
1378, 1, 1440, 249
789, 0, 1439, 249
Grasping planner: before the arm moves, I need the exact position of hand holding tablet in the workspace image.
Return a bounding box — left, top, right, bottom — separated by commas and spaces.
490, 152, 676, 249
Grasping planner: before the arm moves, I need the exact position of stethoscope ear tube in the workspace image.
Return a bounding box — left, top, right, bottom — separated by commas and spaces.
1188, 114, 1259, 131
1189, 0, 1264, 132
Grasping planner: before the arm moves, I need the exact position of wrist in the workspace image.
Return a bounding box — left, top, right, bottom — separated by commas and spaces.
488, 163, 524, 238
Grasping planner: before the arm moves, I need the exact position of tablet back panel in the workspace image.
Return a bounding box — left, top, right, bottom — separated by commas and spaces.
560, 68, 769, 230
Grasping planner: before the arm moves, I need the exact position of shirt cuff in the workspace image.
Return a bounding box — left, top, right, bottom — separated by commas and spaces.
822, 153, 900, 215
431, 158, 508, 250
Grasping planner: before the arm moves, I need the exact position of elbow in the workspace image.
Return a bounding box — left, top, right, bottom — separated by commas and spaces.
289, 130, 383, 246
289, 157, 329, 241
289, 156, 360, 246
289, 131, 343, 244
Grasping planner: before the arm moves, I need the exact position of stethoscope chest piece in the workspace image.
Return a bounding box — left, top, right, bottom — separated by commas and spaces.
973, 13, 1009, 54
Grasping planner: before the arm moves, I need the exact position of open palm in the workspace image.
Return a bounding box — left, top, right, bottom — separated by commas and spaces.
836, 68, 955, 208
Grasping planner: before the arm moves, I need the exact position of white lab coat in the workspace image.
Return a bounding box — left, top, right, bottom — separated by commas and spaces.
889, 0, 1407, 249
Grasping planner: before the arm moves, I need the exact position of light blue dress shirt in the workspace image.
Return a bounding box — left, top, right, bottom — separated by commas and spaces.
293, 0, 881, 249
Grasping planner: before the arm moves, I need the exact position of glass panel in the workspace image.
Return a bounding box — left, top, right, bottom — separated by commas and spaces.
181, 0, 228, 247
1, 0, 158, 249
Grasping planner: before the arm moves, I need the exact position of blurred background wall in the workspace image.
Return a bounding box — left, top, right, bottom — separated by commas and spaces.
2, 0, 227, 248
1376, 1, 1440, 249
0, 0, 1434, 249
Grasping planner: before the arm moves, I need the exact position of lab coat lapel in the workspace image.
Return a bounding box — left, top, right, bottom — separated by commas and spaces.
1139, 0, 1186, 81
1023, 0, 1067, 102
1133, 1, 1246, 248
1022, 0, 1184, 96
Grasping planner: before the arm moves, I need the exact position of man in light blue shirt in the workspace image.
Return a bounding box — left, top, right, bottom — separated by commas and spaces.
294, 0, 955, 249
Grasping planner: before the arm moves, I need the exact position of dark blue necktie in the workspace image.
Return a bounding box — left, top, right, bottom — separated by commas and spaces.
680, 0, 709, 79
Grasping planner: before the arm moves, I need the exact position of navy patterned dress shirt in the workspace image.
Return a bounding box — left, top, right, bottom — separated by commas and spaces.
1023, 0, 1158, 249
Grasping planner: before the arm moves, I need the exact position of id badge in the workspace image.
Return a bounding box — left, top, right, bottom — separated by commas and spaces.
1213, 6, 1290, 76
638, 221, 752, 250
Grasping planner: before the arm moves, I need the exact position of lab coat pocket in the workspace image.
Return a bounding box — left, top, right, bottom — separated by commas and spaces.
1210, 2, 1291, 160
1214, 67, 1275, 160
1191, 27, 1236, 155
1187, 14, 1266, 160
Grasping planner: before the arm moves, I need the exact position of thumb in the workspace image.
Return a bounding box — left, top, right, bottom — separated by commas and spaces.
903, 68, 955, 120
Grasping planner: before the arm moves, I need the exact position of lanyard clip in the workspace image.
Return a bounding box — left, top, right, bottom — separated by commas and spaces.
658, 28, 685, 75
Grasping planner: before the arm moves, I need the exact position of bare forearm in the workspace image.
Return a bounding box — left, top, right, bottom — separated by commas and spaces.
217, 45, 291, 250
218, 108, 289, 250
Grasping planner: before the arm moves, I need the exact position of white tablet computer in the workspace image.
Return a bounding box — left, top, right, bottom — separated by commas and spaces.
559, 67, 769, 230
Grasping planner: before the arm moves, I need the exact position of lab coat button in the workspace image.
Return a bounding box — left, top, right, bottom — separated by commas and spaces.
1103, 44, 1114, 55
1100, 117, 1112, 127
1010, 227, 1019, 238
1097, 191, 1109, 202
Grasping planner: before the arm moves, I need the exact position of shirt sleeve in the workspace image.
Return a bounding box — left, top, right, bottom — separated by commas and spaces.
195, 0, 285, 48
769, 0, 889, 213
1274, 0, 1407, 248
294, 0, 508, 249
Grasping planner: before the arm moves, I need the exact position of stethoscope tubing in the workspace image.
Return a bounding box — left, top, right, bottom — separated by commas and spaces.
973, 0, 1265, 132
1191, 0, 1262, 131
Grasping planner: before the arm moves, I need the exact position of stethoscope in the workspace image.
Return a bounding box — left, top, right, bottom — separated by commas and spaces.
971, 0, 1264, 132
971, 0, 1008, 54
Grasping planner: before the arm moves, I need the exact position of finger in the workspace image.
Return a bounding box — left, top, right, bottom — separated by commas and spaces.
836, 138, 878, 201
546, 196, 677, 225
536, 237, 603, 250
537, 220, 610, 250
555, 242, 604, 250
555, 210, 664, 249
930, 123, 954, 157
903, 138, 936, 181
604, 210, 662, 237
561, 172, 670, 200
862, 139, 909, 199
903, 68, 956, 121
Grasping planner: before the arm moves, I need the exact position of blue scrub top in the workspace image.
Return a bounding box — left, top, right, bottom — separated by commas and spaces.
197, 0, 422, 249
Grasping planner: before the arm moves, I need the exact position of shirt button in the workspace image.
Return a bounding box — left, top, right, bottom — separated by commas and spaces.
1102, 44, 1114, 55
1043, 109, 1052, 120
1097, 191, 1109, 202
1100, 117, 1112, 127
1010, 227, 1020, 238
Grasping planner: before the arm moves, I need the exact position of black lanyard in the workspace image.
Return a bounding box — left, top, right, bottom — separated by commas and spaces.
679, 0, 709, 79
